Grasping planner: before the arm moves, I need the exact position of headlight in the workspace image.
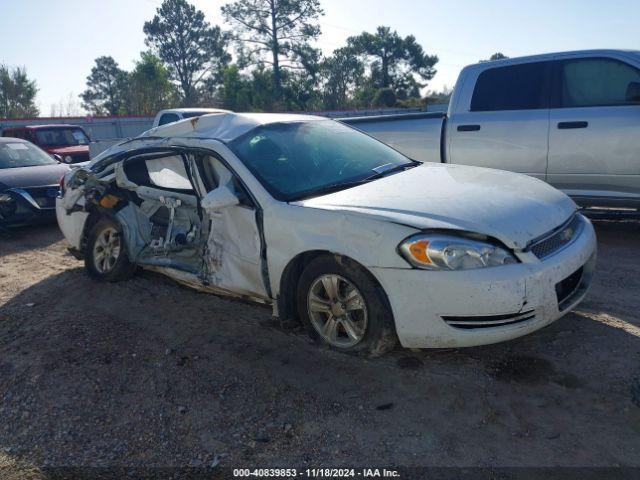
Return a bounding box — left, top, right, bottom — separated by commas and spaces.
0, 193, 17, 219
64, 155, 73, 163
398, 233, 518, 270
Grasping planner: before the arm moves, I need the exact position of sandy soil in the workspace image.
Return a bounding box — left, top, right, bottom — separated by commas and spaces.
0, 220, 639, 476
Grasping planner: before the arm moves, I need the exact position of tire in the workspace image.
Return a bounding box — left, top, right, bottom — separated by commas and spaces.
296, 255, 397, 356
84, 217, 136, 282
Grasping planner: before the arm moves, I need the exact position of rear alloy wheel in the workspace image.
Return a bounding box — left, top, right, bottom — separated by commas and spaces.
297, 255, 397, 356
85, 218, 136, 282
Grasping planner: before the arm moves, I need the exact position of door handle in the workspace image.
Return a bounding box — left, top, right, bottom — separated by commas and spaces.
558, 121, 588, 129
457, 124, 481, 132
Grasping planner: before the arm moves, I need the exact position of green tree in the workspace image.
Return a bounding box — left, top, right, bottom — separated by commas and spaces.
0, 65, 39, 118
480, 52, 509, 63
347, 26, 438, 95
320, 48, 364, 110
80, 56, 128, 115
128, 52, 178, 115
221, 0, 324, 100
221, 65, 253, 111
372, 87, 397, 108
144, 0, 230, 106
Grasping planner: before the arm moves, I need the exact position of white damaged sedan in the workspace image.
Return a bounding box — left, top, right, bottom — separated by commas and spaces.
57, 113, 596, 355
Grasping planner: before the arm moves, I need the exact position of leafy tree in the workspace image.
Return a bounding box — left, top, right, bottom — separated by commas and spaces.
144, 0, 230, 106
80, 56, 128, 115
320, 48, 364, 110
221, 65, 253, 111
221, 0, 324, 99
347, 26, 438, 95
423, 86, 453, 105
250, 67, 278, 111
128, 52, 178, 115
372, 87, 397, 108
480, 52, 508, 63
0, 65, 39, 118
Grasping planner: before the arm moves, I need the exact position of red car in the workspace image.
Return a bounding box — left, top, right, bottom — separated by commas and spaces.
2, 124, 90, 164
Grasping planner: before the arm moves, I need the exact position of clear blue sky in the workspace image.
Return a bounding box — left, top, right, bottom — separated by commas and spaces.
1, 0, 638, 115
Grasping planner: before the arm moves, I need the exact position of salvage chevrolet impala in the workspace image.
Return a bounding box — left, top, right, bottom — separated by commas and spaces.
56, 113, 597, 355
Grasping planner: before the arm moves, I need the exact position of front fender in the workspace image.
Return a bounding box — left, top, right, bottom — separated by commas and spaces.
264, 203, 418, 297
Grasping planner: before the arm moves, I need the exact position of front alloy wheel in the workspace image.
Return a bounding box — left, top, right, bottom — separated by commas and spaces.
307, 274, 368, 348
92, 226, 121, 274
296, 255, 397, 356
85, 217, 136, 282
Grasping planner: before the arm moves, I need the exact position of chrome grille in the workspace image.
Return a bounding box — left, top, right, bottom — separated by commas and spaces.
528, 214, 582, 260
442, 309, 536, 330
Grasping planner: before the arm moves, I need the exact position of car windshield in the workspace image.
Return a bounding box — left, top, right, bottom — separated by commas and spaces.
34, 128, 89, 147
0, 141, 58, 169
228, 120, 414, 201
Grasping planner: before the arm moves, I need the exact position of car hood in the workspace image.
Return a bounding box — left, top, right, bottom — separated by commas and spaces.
294, 163, 577, 250
0, 163, 69, 190
46, 145, 89, 155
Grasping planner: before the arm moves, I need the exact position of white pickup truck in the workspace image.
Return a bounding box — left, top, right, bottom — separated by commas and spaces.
345, 49, 640, 212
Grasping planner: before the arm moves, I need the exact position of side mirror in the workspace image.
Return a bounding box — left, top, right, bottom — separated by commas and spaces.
202, 185, 240, 211
625, 81, 640, 103
51, 153, 63, 162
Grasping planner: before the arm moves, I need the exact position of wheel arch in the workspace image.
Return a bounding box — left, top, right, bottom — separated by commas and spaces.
80, 207, 120, 255
277, 250, 394, 326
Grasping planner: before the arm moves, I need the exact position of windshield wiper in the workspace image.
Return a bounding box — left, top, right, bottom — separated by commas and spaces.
291, 161, 418, 201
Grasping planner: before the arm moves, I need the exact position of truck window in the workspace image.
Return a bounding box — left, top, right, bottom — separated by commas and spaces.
158, 113, 180, 126
470, 62, 550, 111
556, 58, 640, 108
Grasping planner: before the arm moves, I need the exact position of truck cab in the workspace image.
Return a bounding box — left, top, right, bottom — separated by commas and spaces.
446, 49, 640, 209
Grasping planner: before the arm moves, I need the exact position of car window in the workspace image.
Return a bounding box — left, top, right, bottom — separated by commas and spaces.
158, 113, 180, 126
471, 61, 550, 111
34, 128, 89, 147
0, 141, 58, 169
229, 120, 412, 201
145, 155, 193, 190
557, 58, 640, 108
3, 129, 21, 138
200, 155, 253, 207
181, 111, 212, 119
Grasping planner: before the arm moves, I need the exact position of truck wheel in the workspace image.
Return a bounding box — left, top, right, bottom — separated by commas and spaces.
296, 255, 397, 356
85, 217, 136, 282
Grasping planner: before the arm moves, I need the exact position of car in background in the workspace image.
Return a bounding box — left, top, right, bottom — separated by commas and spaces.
348, 49, 640, 212
153, 108, 230, 127
0, 137, 69, 226
2, 124, 91, 164
57, 113, 596, 355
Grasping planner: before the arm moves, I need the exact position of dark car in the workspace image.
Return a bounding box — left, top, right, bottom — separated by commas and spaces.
2, 124, 90, 164
0, 137, 70, 226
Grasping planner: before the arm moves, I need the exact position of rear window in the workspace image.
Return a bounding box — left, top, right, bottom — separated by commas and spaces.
471, 62, 550, 111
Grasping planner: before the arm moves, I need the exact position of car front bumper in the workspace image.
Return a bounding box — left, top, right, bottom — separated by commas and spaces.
0, 187, 59, 227
371, 216, 597, 348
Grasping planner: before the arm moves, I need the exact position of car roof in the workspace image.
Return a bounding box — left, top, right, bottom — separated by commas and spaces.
143, 112, 324, 143
0, 136, 29, 143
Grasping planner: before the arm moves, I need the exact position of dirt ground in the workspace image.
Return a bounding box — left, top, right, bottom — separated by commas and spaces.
1, 220, 639, 476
